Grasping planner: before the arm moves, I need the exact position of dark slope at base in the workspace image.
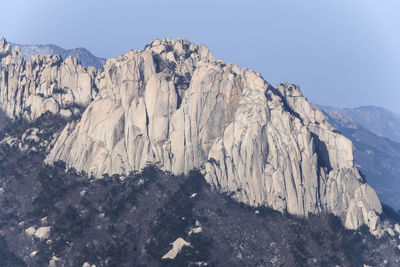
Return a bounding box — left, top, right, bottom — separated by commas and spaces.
0, 115, 400, 266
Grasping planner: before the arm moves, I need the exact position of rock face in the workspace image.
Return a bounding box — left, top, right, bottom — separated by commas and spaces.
34, 226, 51, 239
318, 105, 400, 210
0, 37, 99, 120
0, 37, 382, 233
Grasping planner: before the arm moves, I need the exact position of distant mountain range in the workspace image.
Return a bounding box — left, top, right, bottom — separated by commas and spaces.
320, 105, 400, 143
10, 43, 106, 69
318, 105, 400, 210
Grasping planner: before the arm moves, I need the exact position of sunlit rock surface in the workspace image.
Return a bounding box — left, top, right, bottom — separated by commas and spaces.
0, 37, 382, 233
0, 37, 98, 120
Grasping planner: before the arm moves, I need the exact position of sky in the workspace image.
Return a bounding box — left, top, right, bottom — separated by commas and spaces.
1, 0, 399, 113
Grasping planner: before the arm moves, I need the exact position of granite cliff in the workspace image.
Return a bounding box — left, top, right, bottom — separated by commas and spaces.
318, 105, 400, 210
0, 38, 99, 122
0, 37, 383, 234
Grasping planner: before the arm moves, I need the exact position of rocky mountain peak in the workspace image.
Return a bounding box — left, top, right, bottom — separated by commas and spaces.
0, 37, 11, 58
0, 37, 384, 235
0, 37, 99, 120
145, 38, 215, 62
0, 37, 22, 62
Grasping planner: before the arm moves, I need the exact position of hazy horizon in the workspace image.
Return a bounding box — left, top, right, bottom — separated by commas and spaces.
1, 0, 399, 113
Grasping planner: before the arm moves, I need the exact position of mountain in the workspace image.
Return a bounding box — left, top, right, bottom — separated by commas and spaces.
10, 42, 106, 69
0, 36, 382, 232
1, 36, 400, 265
1, 114, 399, 266
318, 105, 400, 210
321, 105, 400, 143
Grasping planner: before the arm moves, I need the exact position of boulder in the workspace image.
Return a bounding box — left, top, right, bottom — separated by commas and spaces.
0, 38, 98, 120
162, 237, 191, 260
25, 226, 36, 236
35, 226, 51, 239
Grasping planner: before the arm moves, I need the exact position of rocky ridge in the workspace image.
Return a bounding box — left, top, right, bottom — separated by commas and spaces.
0, 37, 383, 234
319, 105, 400, 143
10, 42, 106, 69
0, 37, 98, 120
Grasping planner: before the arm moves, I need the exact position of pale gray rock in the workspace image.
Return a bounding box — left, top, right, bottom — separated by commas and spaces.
59, 108, 73, 118
0, 37, 11, 57
0, 127, 49, 152
0, 38, 98, 120
387, 227, 395, 236
48, 256, 62, 267
162, 237, 191, 260
44, 39, 383, 232
0, 37, 383, 233
25, 226, 36, 236
395, 223, 400, 234
35, 226, 51, 239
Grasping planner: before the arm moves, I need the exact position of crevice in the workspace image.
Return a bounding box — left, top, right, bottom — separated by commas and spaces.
268, 85, 303, 123
311, 133, 332, 172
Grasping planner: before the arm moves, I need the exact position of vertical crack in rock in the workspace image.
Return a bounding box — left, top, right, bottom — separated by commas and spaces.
0, 37, 383, 234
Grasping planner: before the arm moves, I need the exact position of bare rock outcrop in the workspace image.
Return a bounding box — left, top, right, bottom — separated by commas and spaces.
42, 38, 382, 233
0, 37, 98, 120
0, 37, 382, 233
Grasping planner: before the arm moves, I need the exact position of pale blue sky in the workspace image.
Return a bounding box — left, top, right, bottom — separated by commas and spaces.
1, 0, 399, 113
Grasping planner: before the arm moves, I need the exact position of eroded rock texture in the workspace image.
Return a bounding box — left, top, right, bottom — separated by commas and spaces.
0, 37, 98, 120
0, 37, 382, 233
